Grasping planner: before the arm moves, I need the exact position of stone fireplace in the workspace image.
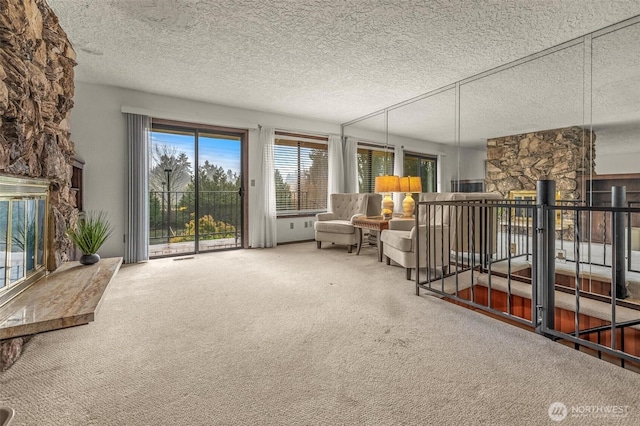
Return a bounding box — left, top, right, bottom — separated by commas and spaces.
1, 0, 77, 368
0, 0, 77, 269
485, 126, 595, 201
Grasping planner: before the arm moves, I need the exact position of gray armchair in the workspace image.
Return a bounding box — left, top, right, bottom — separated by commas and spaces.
314, 193, 381, 252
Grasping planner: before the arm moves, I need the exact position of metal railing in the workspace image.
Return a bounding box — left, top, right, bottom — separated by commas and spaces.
543, 202, 640, 368
149, 190, 241, 246
413, 183, 640, 368
418, 198, 538, 329
629, 201, 640, 273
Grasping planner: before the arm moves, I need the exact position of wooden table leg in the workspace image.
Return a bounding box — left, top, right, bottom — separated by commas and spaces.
356, 228, 363, 255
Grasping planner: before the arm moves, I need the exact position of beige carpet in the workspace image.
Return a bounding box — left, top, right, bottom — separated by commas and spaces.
1, 242, 640, 425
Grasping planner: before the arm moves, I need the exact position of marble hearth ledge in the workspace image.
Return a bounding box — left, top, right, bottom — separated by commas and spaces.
0, 257, 122, 340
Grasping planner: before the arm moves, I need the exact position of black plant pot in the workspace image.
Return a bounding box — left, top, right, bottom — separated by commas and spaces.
79, 253, 100, 265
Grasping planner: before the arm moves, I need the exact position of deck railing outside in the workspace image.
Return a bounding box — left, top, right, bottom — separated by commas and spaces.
149, 190, 241, 246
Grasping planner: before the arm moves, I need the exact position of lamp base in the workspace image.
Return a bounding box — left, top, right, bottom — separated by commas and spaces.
381, 194, 394, 219
402, 193, 415, 218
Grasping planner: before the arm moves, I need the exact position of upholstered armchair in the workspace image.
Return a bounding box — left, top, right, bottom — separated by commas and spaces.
380, 193, 462, 280
315, 193, 379, 253
454, 192, 503, 256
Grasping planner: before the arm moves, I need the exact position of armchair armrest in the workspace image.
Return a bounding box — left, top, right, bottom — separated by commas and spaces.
389, 218, 415, 231
349, 213, 365, 224
316, 212, 336, 221
409, 224, 424, 241
411, 223, 450, 242
411, 224, 451, 269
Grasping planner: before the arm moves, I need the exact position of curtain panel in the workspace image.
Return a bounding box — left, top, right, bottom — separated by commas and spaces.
393, 144, 404, 213
125, 113, 150, 263
344, 137, 358, 193
250, 126, 277, 247
327, 134, 344, 208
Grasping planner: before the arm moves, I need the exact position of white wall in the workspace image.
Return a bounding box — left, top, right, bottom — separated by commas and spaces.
70, 81, 486, 257
457, 147, 487, 183
597, 154, 639, 175
70, 81, 341, 257
276, 217, 316, 244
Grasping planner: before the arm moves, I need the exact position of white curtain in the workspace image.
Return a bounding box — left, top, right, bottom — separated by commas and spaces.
125, 113, 150, 263
393, 144, 404, 213
250, 126, 277, 248
344, 137, 358, 193
327, 134, 344, 208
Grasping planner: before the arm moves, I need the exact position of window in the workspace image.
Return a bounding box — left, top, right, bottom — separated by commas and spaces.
357, 144, 394, 193
451, 179, 485, 192
274, 135, 328, 214
404, 152, 437, 192
148, 119, 246, 256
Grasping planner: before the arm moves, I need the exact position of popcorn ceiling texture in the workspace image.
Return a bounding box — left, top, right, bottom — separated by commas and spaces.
46, 0, 640, 125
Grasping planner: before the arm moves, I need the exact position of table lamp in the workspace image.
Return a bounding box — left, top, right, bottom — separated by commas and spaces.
400, 176, 422, 217
375, 175, 400, 219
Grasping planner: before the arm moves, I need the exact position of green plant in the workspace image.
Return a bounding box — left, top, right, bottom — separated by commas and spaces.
67, 211, 113, 255
169, 214, 236, 243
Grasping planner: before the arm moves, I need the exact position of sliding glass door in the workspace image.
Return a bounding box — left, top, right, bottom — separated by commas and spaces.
149, 122, 246, 257
196, 132, 242, 252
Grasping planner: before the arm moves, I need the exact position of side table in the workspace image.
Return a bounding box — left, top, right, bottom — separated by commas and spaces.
352, 216, 390, 262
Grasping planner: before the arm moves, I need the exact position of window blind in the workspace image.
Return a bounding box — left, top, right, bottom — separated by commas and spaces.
274, 138, 328, 213
357, 146, 394, 193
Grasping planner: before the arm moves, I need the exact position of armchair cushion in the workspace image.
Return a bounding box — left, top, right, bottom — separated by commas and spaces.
381, 230, 412, 252
314, 219, 355, 234
329, 193, 366, 220
417, 192, 465, 226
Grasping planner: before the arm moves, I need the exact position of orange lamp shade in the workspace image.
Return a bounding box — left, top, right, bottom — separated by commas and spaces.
400, 176, 422, 193
374, 175, 400, 193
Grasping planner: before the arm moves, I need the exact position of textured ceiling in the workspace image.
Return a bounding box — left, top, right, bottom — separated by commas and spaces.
347, 22, 640, 150
47, 0, 640, 146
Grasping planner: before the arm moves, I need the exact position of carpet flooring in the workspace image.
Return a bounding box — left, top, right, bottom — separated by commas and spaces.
1, 241, 640, 425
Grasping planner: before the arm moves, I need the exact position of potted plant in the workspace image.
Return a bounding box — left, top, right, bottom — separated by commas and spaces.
67, 211, 113, 265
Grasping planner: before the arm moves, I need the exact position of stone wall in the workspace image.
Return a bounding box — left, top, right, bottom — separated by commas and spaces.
0, 0, 76, 371
485, 126, 595, 200
0, 0, 77, 267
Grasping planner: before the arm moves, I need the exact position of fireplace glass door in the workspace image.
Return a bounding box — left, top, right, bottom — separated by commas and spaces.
0, 176, 49, 306
0, 195, 47, 292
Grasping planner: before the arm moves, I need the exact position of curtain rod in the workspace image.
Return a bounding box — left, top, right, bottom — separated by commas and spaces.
122, 106, 259, 129
347, 137, 394, 149
258, 124, 339, 138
